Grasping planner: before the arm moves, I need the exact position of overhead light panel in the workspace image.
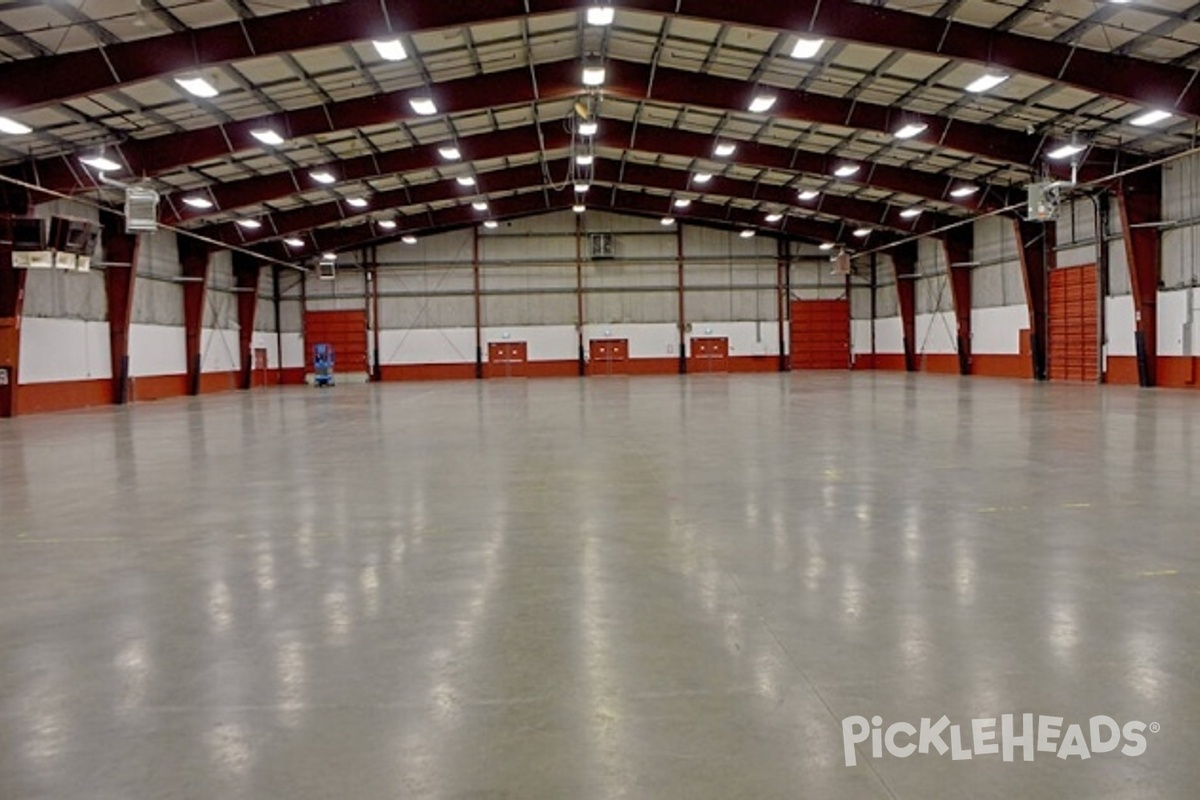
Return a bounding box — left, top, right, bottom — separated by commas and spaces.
748, 94, 777, 114
372, 38, 407, 61
819, 242, 836, 250
798, 189, 820, 201
472, 201, 489, 211
175, 74, 219, 98
894, 122, 928, 140
236, 219, 262, 229
1130, 109, 1172, 127
661, 217, 675, 226
740, 229, 756, 239
438, 145, 461, 160
765, 212, 783, 223
456, 175, 476, 187
1046, 142, 1086, 160
791, 37, 825, 59
0, 116, 32, 135
693, 173, 713, 184
899, 206, 923, 219
586, 5, 615, 25
321, 252, 337, 262
346, 197, 369, 208
250, 127, 285, 146
576, 154, 595, 166
573, 204, 586, 213
714, 142, 737, 157
673, 198, 692, 209
574, 182, 590, 193
582, 65, 607, 87
310, 170, 336, 185
950, 185, 979, 198
833, 164, 860, 178
965, 72, 1009, 93
80, 154, 122, 172
402, 235, 418, 244
484, 220, 499, 229
182, 196, 214, 209
377, 219, 397, 229
853, 227, 871, 237
409, 97, 438, 115
283, 237, 305, 248
579, 121, 599, 136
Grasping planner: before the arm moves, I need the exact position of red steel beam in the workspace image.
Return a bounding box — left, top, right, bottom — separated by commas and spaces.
1, 0, 1196, 122
233, 252, 262, 391
941, 227, 973, 375
178, 233, 210, 396
102, 217, 140, 404
0, 252, 25, 417
890, 242, 920, 373
1013, 217, 1053, 381
1115, 166, 1162, 388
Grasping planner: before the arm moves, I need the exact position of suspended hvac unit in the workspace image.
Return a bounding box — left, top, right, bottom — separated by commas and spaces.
1025, 181, 1061, 222
831, 250, 852, 276
124, 186, 161, 232
589, 232, 614, 260
9, 216, 97, 271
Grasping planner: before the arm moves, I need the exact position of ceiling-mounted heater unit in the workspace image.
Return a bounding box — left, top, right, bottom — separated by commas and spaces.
589, 232, 614, 260
831, 250, 852, 275
1025, 181, 1061, 222
124, 186, 160, 233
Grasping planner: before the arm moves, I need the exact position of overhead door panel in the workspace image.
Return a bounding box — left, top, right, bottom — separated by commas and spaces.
790, 299, 849, 370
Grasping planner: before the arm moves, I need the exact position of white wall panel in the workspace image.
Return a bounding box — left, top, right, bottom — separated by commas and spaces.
850, 319, 873, 356
972, 305, 1029, 355
1105, 295, 1137, 357
22, 269, 107, 320
200, 328, 240, 373
129, 323, 185, 376
873, 317, 905, 353
18, 317, 111, 383
914, 311, 957, 354
380, 328, 475, 365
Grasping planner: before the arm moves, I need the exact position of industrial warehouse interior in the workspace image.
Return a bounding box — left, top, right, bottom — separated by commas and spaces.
1, 0, 1199, 798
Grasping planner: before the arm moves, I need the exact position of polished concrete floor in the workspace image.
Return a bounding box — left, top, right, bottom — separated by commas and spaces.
1, 373, 1198, 799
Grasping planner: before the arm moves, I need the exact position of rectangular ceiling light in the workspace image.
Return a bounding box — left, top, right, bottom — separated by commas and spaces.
965, 72, 1009, 93
402, 235, 418, 244
950, 185, 978, 198
582, 66, 607, 86
310, 170, 336, 185
765, 212, 783, 222
573, 203, 587, 213
0, 116, 32, 135
748, 94, 777, 114
484, 220, 499, 229
472, 201, 489, 211
235, 219, 262, 229
377, 219, 397, 229
798, 189, 820, 201
899, 207, 923, 219
80, 154, 121, 172
833, 164, 860, 178
574, 182, 590, 193
661, 217, 675, 226
438, 146, 461, 160
251, 128, 285, 146
1130, 109, 1172, 127
739, 229, 756, 238
673, 198, 692, 208
373, 38, 407, 61
456, 175, 477, 186
693, 173, 713, 184
346, 197, 369, 208
182, 196, 214, 209
1046, 142, 1086, 160
586, 5, 615, 25
409, 97, 438, 115
283, 237, 305, 248
853, 227, 871, 237
576, 154, 594, 166
791, 37, 825, 59
714, 142, 737, 157
819, 242, 836, 250
579, 121, 598, 136
174, 75, 219, 98
894, 122, 928, 139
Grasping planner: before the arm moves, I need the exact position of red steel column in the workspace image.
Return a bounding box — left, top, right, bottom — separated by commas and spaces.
677, 225, 687, 374
1115, 167, 1162, 388
891, 241, 919, 372
178, 234, 210, 396
233, 252, 262, 391
0, 189, 30, 417
777, 238, 789, 372
102, 216, 139, 404
942, 228, 973, 375
1013, 217, 1054, 381
473, 226, 483, 380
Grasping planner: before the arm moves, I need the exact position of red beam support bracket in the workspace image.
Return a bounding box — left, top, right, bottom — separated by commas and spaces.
942, 227, 974, 376
233, 252, 263, 391
102, 216, 139, 404
891, 242, 919, 372
1115, 167, 1162, 388
1013, 217, 1054, 381
178, 234, 211, 396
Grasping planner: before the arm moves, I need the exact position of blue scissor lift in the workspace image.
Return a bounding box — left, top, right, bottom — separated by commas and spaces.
313, 343, 335, 387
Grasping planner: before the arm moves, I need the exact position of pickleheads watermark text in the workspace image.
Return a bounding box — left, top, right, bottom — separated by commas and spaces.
842, 714, 1159, 767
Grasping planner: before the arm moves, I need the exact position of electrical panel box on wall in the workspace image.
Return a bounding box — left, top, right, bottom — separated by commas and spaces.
589, 232, 614, 260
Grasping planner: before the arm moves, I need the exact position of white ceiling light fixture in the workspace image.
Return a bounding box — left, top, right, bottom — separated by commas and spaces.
574, 182, 590, 193
182, 196, 214, 209
899, 206, 923, 219
673, 198, 692, 209
819, 242, 836, 250
765, 212, 783, 223
0, 116, 32, 135
950, 185, 979, 198
714, 142, 737, 157
321, 252, 337, 262
579, 120, 599, 136
346, 197, 369, 208
833, 163, 861, 178
853, 227, 871, 237
748, 94, 777, 114
80, 154, 122, 172
791, 37, 825, 59
372, 38, 407, 61
456, 175, 477, 187
438, 145, 461, 160
582, 64, 607, 87
283, 237, 305, 248
573, 203, 587, 213
661, 217, 675, 226
250, 127, 285, 146
174, 74, 219, 98
586, 4, 615, 25
409, 97, 438, 116
576, 154, 595, 166
236, 218, 262, 230
472, 201, 489, 211
310, 170, 336, 185
377, 219, 397, 229
894, 121, 928, 140
1046, 142, 1086, 160
965, 72, 1009, 94
740, 229, 756, 239
484, 220, 499, 229
798, 189, 820, 201
693, 172, 713, 184
1130, 109, 1172, 127
402, 235, 418, 245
